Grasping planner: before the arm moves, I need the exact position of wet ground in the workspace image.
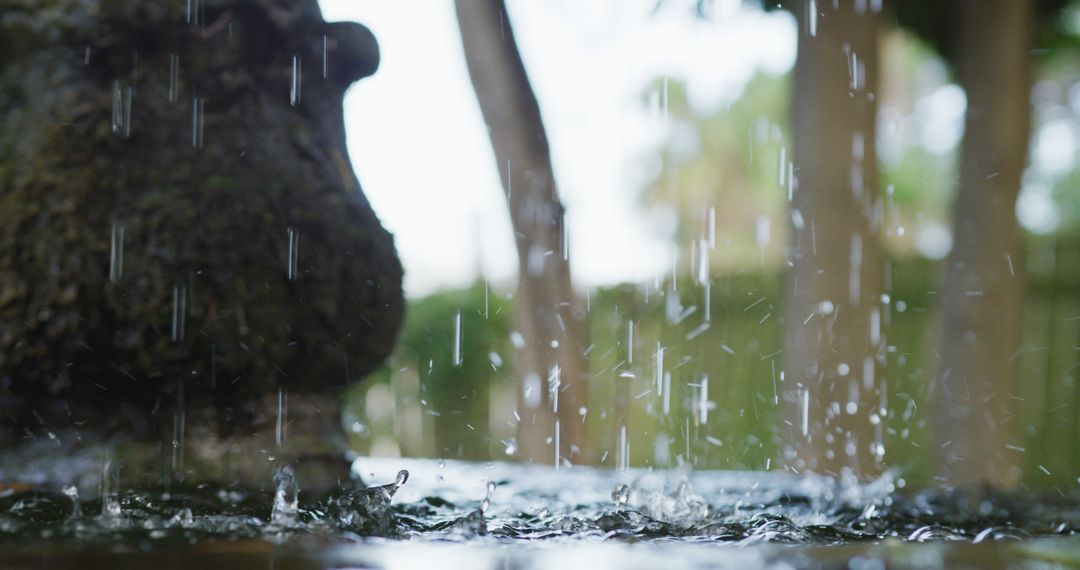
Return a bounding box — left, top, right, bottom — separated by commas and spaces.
2, 457, 1080, 569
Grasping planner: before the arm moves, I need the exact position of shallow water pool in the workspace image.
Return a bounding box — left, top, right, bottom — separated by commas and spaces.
2, 457, 1080, 569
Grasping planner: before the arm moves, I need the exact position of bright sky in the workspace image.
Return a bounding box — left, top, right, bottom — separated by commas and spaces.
319, 0, 796, 297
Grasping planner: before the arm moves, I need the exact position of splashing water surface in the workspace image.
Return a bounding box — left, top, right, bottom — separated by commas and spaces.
2, 457, 1080, 569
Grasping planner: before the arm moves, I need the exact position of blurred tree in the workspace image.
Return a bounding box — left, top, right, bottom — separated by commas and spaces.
891, 0, 1070, 66
781, 0, 886, 480
932, 0, 1033, 489
455, 0, 590, 465
891, 0, 1075, 489
888, 0, 1077, 493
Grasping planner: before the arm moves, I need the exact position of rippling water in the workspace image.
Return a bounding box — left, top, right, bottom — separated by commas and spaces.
2, 457, 1080, 569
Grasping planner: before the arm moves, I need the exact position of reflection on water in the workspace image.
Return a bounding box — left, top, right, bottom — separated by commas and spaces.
2, 457, 1080, 568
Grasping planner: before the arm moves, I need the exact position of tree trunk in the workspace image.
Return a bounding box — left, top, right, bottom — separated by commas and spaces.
455, 0, 589, 465
782, 0, 886, 480
935, 0, 1032, 489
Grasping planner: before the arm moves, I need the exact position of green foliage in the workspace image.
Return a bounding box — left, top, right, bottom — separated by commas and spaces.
881, 146, 952, 212
398, 284, 509, 399
347, 261, 938, 479
352, 243, 1080, 488
353, 283, 512, 459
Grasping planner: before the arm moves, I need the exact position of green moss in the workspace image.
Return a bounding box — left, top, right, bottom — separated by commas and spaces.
0, 0, 403, 441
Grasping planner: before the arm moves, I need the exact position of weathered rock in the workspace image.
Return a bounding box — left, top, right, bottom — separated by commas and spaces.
0, 0, 403, 492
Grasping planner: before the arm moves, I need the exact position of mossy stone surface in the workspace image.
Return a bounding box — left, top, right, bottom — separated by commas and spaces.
0, 0, 404, 448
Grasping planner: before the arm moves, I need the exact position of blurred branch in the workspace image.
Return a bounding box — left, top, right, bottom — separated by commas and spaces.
455, 0, 590, 465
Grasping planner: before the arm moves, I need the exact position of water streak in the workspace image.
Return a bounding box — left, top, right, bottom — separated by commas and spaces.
287, 227, 299, 281
291, 56, 302, 106
108, 221, 124, 283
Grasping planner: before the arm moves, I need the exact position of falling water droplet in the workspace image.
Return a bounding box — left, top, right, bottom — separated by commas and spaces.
171, 283, 187, 343
483, 279, 490, 319
654, 343, 664, 397
697, 238, 710, 285
109, 221, 124, 283
554, 418, 561, 470
122, 84, 133, 138
286, 227, 299, 281
548, 364, 561, 415
186, 0, 203, 25
662, 372, 671, 416
481, 480, 496, 513
697, 375, 710, 425
290, 55, 302, 106
111, 81, 123, 135
172, 381, 185, 476
617, 424, 629, 471
322, 35, 329, 79
191, 95, 204, 148
800, 385, 810, 438
168, 53, 179, 104
452, 310, 463, 367
276, 387, 287, 447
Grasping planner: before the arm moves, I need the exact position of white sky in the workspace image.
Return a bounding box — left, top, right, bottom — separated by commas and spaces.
319, 0, 796, 297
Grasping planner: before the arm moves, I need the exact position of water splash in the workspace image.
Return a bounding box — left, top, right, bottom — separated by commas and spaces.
62, 485, 80, 521
327, 469, 409, 535
270, 466, 299, 527
1, 458, 1079, 564
480, 481, 496, 514
611, 483, 630, 508
97, 460, 122, 526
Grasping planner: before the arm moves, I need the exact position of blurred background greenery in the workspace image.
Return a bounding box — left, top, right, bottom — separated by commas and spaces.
340, 2, 1080, 490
